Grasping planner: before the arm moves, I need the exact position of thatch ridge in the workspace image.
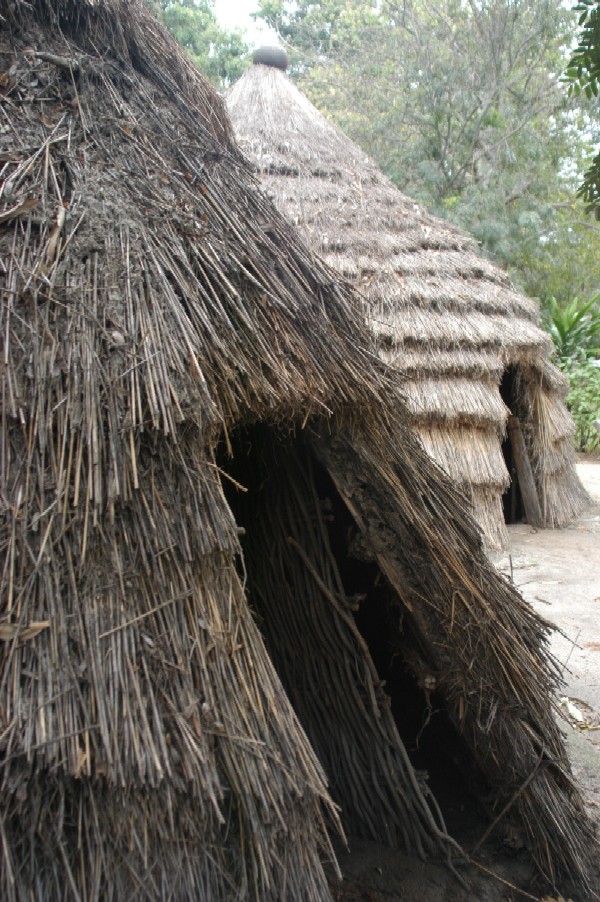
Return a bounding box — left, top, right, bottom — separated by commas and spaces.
227, 63, 590, 548
1, 2, 597, 899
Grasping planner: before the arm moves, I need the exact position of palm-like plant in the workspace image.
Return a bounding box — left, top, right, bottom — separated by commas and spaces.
544, 294, 600, 361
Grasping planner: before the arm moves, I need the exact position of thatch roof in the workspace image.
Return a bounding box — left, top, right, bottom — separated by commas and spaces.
227, 59, 590, 549
0, 3, 596, 899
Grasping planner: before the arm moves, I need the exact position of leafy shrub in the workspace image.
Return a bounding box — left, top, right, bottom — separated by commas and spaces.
560, 358, 600, 452
544, 295, 600, 361
543, 294, 600, 451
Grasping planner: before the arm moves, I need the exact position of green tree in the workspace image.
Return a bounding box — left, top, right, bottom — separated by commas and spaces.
566, 0, 600, 217
560, 358, 600, 451
517, 198, 600, 304
149, 0, 250, 87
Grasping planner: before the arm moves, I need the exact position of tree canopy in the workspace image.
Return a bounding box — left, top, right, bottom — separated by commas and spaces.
567, 0, 600, 217
147, 0, 250, 87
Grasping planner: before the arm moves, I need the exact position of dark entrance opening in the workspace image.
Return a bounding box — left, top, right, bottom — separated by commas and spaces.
500, 366, 525, 523
218, 423, 488, 850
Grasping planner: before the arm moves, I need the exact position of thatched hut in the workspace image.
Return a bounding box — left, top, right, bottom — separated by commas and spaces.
227, 53, 589, 550
0, 3, 596, 899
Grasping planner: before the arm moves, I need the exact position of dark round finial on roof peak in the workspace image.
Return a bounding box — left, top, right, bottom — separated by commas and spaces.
252, 46, 289, 71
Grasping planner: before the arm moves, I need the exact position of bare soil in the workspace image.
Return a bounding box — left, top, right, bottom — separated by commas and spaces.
332, 457, 600, 902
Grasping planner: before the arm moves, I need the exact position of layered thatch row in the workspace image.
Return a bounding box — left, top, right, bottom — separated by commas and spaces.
0, 2, 596, 900
227, 61, 589, 548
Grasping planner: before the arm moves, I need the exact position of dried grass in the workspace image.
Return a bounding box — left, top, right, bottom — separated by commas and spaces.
313, 413, 597, 894
0, 2, 597, 900
0, 2, 383, 898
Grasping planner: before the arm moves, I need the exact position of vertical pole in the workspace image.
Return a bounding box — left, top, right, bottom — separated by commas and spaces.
507, 416, 543, 527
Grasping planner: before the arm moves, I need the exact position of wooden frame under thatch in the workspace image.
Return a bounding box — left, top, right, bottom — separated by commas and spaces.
227, 57, 590, 550
0, 3, 596, 900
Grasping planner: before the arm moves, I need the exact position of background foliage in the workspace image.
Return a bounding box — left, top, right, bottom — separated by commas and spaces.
544, 294, 600, 451
560, 358, 600, 451
544, 295, 600, 361
566, 0, 600, 217
146, 0, 249, 86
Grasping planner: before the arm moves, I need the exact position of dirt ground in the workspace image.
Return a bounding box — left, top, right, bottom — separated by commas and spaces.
332, 456, 600, 902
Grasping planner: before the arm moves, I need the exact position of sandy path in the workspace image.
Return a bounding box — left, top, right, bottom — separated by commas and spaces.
493, 460, 600, 721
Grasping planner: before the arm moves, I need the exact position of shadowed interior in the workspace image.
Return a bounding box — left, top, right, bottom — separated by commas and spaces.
220, 423, 487, 849
500, 365, 527, 524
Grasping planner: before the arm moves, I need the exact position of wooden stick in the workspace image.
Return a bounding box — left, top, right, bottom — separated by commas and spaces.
33, 51, 80, 72
507, 416, 543, 527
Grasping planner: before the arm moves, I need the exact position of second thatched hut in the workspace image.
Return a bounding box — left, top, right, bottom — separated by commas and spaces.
227, 53, 589, 549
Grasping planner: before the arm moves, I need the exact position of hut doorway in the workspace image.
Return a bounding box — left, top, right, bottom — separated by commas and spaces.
500, 366, 542, 526
218, 423, 487, 850
500, 366, 524, 524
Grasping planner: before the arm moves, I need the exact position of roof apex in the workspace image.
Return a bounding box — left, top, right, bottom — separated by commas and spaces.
252, 45, 289, 71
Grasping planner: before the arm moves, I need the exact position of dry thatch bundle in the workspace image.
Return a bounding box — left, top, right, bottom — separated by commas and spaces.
227, 57, 590, 550
0, 2, 596, 899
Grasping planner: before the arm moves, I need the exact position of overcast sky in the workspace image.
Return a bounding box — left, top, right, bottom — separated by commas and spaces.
213, 0, 278, 46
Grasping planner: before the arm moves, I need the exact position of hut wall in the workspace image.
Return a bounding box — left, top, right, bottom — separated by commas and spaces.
525, 375, 590, 527
1, 776, 334, 902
